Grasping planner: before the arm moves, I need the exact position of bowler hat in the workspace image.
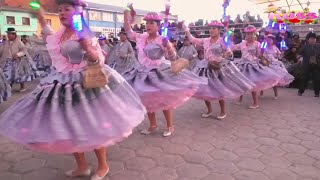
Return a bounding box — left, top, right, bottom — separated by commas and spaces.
6, 27, 16, 33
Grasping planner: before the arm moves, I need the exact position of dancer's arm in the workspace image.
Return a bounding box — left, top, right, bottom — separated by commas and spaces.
185, 30, 204, 45
163, 39, 177, 60
192, 46, 198, 58
33, 8, 54, 38
124, 10, 138, 41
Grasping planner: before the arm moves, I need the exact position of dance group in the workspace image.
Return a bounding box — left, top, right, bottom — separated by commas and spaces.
0, 0, 294, 179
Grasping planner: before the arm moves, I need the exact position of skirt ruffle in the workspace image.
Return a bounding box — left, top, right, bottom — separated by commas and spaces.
269, 61, 294, 86
33, 51, 52, 71
193, 59, 255, 100
3, 58, 39, 83
0, 65, 146, 154
233, 59, 282, 92
113, 57, 137, 75
123, 60, 207, 112
0, 68, 11, 103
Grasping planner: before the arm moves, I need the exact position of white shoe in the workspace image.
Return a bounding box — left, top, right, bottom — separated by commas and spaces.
249, 105, 260, 109
217, 114, 227, 120
140, 127, 157, 135
20, 88, 27, 92
235, 101, 242, 105
65, 168, 91, 177
90, 167, 109, 180
201, 113, 212, 118
273, 96, 278, 100
163, 127, 174, 137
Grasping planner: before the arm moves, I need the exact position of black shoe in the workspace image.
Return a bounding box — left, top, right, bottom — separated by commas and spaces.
315, 94, 319, 97
298, 93, 303, 96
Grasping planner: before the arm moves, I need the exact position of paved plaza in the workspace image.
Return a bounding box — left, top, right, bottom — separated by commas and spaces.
1, 81, 320, 180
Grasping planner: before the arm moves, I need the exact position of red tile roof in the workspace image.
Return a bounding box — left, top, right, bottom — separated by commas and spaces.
1, 0, 58, 13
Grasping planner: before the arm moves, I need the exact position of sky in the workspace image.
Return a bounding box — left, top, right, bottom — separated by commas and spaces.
86, 0, 320, 23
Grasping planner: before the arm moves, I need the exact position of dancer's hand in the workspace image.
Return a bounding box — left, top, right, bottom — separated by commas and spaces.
13, 54, 19, 60
79, 39, 99, 62
162, 37, 170, 47
177, 21, 189, 32
225, 51, 233, 58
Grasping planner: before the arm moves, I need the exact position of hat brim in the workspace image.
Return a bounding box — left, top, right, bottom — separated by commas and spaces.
143, 18, 162, 21
6, 31, 16, 33
208, 25, 224, 28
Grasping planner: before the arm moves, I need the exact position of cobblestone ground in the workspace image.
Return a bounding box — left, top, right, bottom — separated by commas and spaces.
1, 81, 320, 180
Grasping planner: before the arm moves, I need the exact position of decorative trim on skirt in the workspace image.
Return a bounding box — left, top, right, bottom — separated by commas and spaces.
0, 65, 146, 154
123, 61, 207, 112
233, 59, 282, 92
193, 59, 255, 100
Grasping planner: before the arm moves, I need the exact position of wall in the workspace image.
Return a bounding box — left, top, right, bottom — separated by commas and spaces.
37, 13, 61, 35
288, 24, 320, 39
0, 10, 37, 36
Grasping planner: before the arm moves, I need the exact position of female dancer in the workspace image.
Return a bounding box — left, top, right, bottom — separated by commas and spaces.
123, 11, 205, 137
232, 25, 281, 108
0, 1, 146, 180
0, 69, 11, 103
260, 34, 294, 99
107, 31, 136, 75
177, 37, 198, 70
1, 28, 38, 91
185, 21, 255, 119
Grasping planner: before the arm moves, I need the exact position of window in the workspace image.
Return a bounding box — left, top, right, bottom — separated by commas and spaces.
102, 12, 113, 22
45, 19, 52, 26
116, 14, 124, 23
89, 11, 102, 21
22, 17, 30, 25
6, 16, 15, 25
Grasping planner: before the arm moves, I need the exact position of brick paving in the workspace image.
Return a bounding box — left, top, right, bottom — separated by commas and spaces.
1, 81, 320, 180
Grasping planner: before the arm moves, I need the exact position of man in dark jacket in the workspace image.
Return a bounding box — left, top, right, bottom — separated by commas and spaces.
298, 32, 320, 97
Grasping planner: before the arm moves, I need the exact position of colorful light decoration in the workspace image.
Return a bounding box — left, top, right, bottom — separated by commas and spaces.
221, 0, 231, 27
72, 6, 84, 32
161, 26, 168, 37
73, 14, 83, 32
29, 0, 40, 10
279, 23, 287, 31
126, 3, 136, 24
280, 40, 287, 50
72, 4, 93, 39
224, 28, 234, 46
261, 41, 268, 49
222, 0, 231, 16
162, 0, 171, 37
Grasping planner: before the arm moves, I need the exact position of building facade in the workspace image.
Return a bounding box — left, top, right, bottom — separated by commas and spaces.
84, 2, 178, 37
0, 0, 59, 36
37, 13, 61, 35
0, 7, 38, 36
0, 0, 178, 37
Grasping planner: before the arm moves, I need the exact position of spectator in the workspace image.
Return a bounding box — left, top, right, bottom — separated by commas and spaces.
256, 14, 263, 27
133, 24, 140, 32
297, 32, 320, 97
291, 34, 301, 47
282, 46, 301, 88
234, 14, 244, 28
